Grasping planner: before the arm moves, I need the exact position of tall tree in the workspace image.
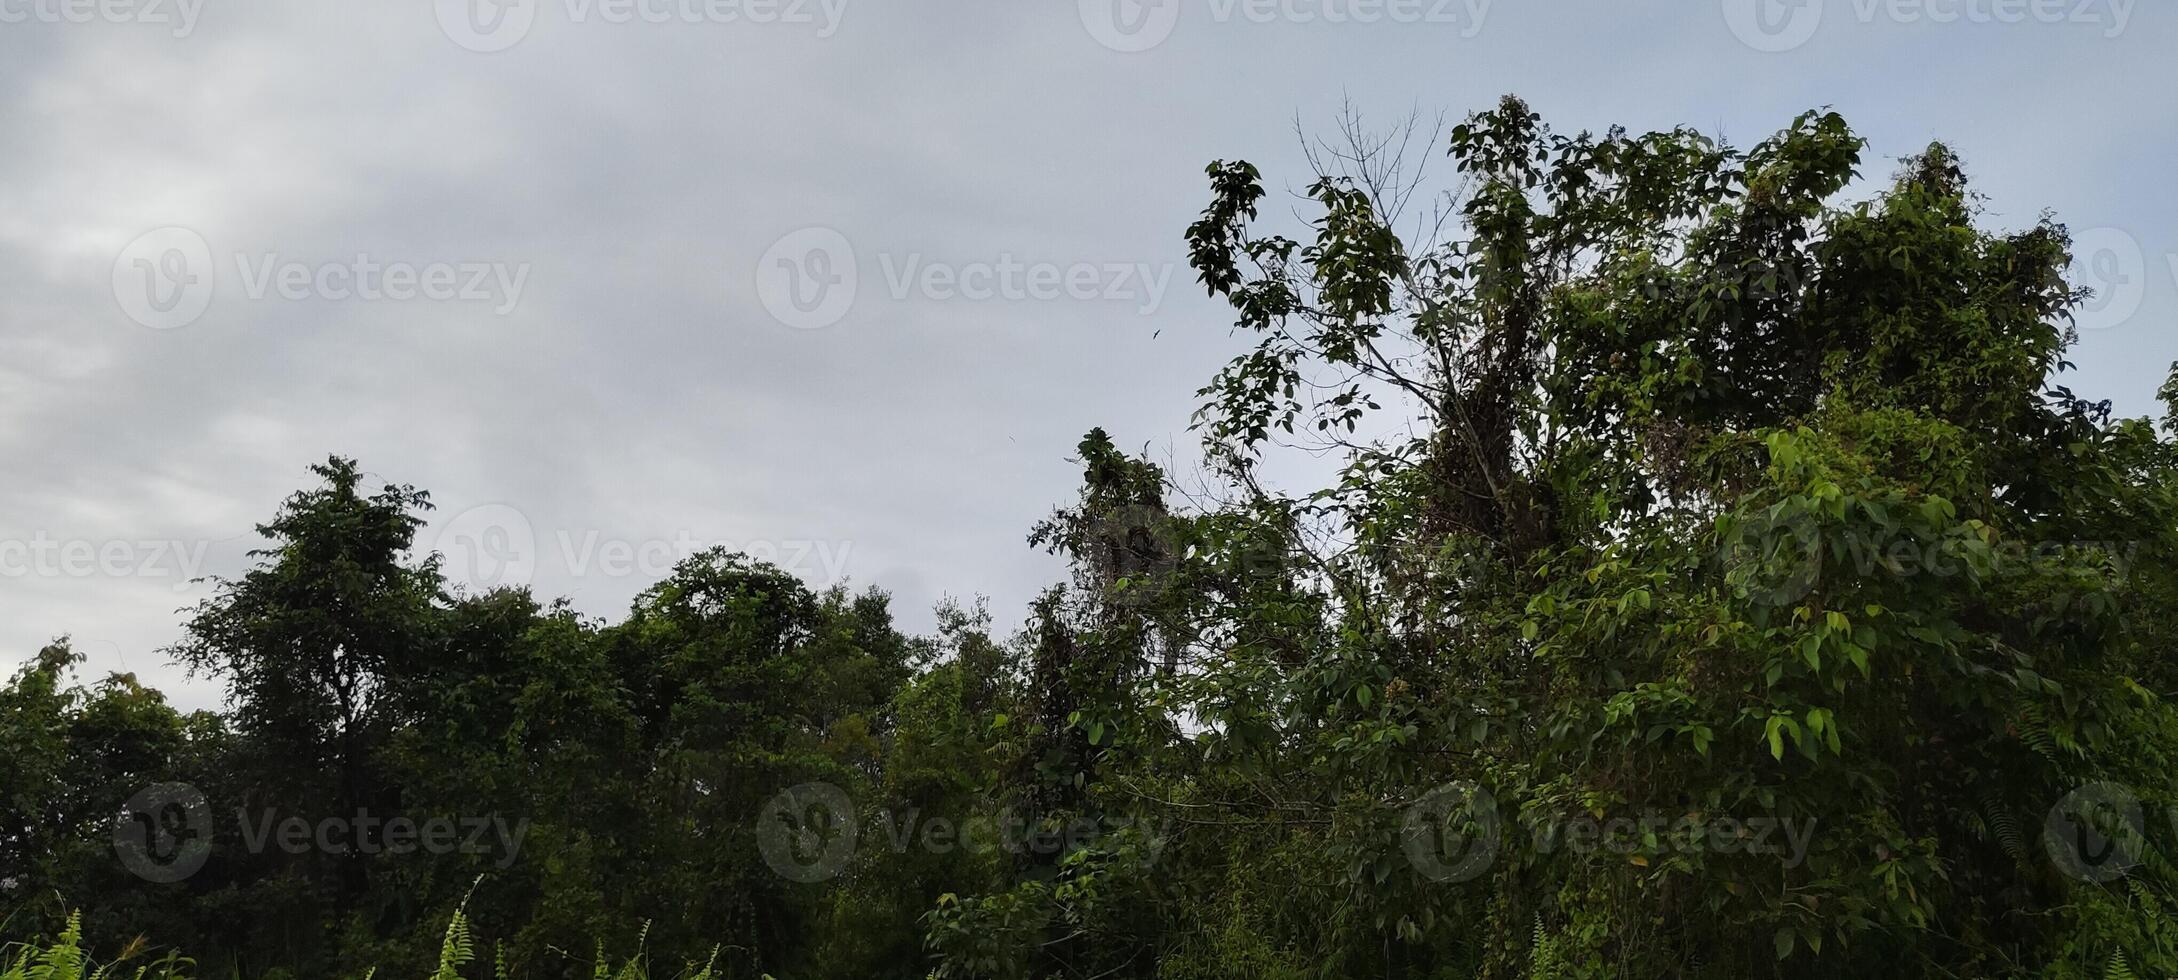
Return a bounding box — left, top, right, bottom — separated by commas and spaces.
932, 97, 2178, 979
168, 456, 438, 904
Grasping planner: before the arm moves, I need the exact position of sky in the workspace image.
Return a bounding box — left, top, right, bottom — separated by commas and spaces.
2, 0, 2172, 712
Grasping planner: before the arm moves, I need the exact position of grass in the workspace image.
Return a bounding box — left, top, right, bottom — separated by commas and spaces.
0, 909, 741, 980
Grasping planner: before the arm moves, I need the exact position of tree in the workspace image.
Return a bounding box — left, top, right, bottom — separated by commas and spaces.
9, 96, 2178, 980
927, 97, 2178, 978
168, 456, 438, 910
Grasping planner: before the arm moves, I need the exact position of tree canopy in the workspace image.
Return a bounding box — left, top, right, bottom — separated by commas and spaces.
6, 97, 2177, 979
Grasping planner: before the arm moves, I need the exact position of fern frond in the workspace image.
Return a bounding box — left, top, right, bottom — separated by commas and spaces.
432, 908, 475, 980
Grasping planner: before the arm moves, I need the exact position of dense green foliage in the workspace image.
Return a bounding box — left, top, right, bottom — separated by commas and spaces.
7, 98, 2177, 977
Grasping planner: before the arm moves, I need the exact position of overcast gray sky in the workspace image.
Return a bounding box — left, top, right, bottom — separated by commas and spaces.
2, 0, 2171, 711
